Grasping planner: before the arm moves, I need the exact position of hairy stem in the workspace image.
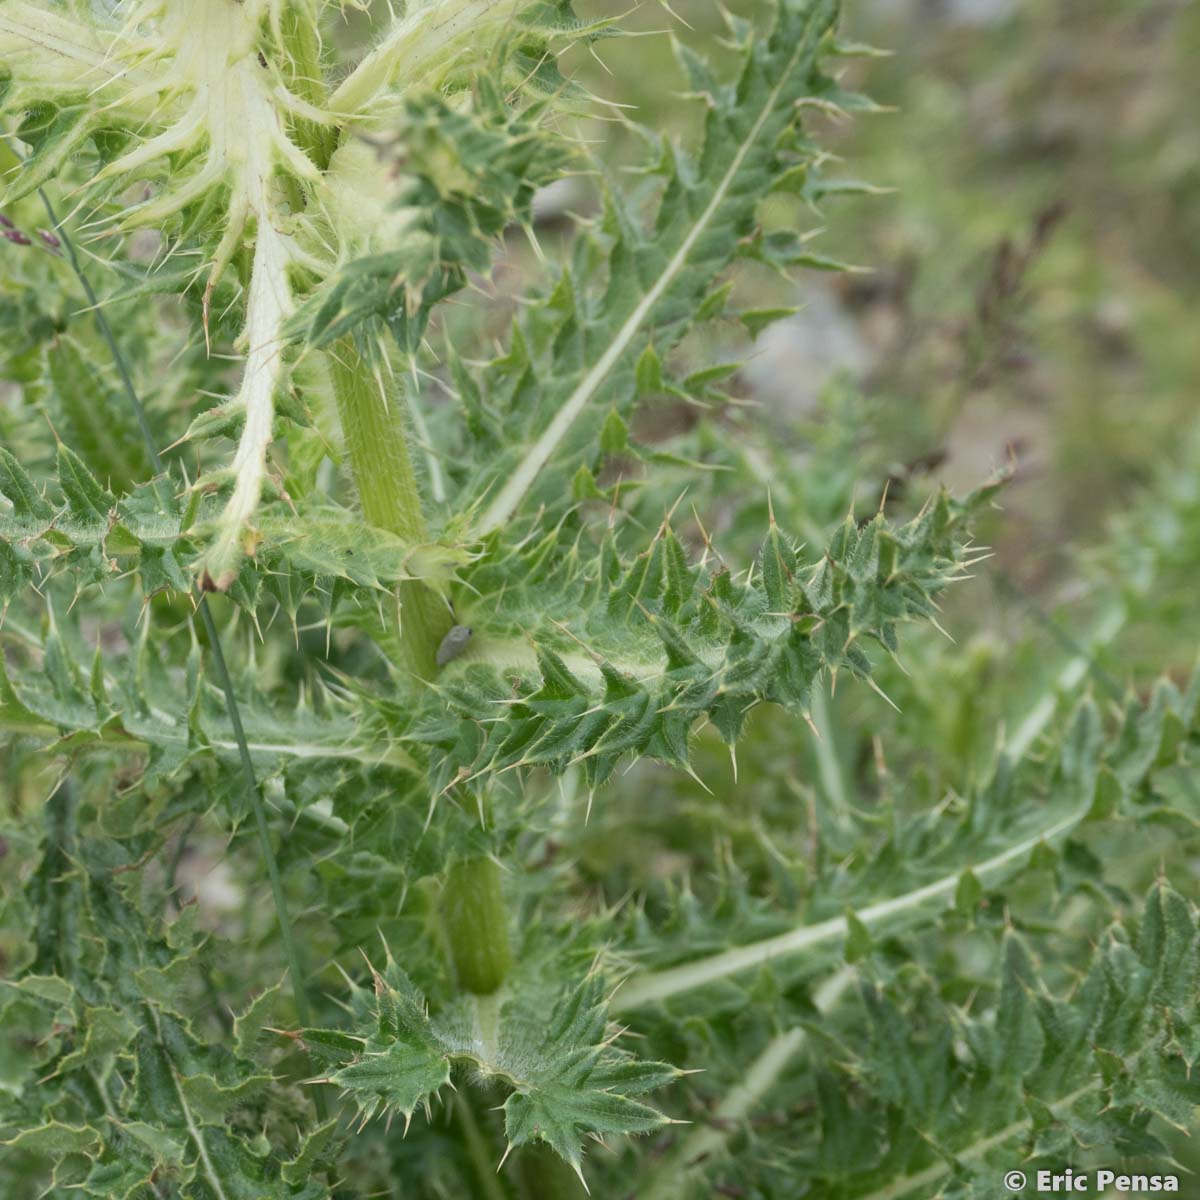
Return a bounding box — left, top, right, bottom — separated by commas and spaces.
278, 4, 337, 170
328, 338, 450, 678
810, 679, 851, 830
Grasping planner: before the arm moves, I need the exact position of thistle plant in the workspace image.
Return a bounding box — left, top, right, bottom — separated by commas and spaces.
1, 2, 1198, 1198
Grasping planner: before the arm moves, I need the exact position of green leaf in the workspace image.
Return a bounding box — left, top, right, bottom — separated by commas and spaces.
0, 447, 53, 519
843, 910, 872, 963
1, 788, 328, 1197
56, 442, 114, 524
3, 1120, 103, 1156
282, 1119, 340, 1187
332, 1038, 452, 1125
993, 936, 1044, 1077
318, 963, 674, 1175
740, 306, 799, 339
289, 80, 571, 350
234, 981, 284, 1060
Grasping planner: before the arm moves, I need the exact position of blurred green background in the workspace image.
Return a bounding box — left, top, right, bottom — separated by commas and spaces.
560, 0, 1200, 748
575, 0, 1200, 549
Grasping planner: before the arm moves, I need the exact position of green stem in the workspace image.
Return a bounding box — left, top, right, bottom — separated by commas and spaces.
440, 856, 513, 996
328, 341, 427, 538
809, 679, 851, 831
328, 338, 450, 678
514, 1145, 590, 1200
454, 1091, 510, 1200
279, 10, 449, 678
278, 4, 338, 170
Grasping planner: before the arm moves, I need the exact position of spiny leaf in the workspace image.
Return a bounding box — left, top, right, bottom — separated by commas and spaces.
313, 962, 675, 1174
0, 788, 330, 1199
417, 477, 1002, 792
0, 446, 467, 612
290, 80, 571, 350
615, 661, 1200, 1013
0, 608, 416, 817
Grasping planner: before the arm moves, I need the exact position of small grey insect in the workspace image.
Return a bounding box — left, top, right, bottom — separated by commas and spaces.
436, 624, 473, 667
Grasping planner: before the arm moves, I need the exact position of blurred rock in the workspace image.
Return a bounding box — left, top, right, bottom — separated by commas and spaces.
174, 850, 244, 929
742, 283, 872, 416
946, 0, 1017, 25
872, 0, 1016, 26
532, 177, 590, 224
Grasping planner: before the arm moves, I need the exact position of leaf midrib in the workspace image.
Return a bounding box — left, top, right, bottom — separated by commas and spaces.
614, 802, 1090, 1010
476, 7, 826, 534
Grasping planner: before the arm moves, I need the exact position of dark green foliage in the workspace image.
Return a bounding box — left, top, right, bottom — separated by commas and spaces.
0, 790, 331, 1199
